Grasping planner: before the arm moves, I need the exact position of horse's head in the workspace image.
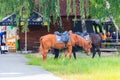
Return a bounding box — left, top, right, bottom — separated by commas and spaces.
76, 35, 92, 56
83, 40, 92, 56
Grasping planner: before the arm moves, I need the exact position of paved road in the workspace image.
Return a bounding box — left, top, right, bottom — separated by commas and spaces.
0, 53, 63, 80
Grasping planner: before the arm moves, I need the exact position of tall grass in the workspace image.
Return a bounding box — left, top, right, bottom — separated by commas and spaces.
26, 54, 120, 80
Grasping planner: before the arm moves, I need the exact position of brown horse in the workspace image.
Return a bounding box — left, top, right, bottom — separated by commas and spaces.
38, 31, 92, 62
89, 33, 101, 58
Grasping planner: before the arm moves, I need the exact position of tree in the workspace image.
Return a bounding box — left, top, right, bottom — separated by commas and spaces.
0, 0, 120, 31
90, 0, 120, 25
0, 0, 34, 32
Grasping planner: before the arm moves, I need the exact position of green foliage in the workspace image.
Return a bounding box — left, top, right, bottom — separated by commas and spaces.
86, 0, 89, 17
90, 0, 107, 19
66, 0, 71, 19
1, 0, 120, 31
79, 0, 85, 18
0, 0, 33, 32
90, 0, 120, 26
73, 0, 77, 20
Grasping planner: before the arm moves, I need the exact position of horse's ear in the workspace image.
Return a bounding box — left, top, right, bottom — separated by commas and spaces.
69, 30, 72, 33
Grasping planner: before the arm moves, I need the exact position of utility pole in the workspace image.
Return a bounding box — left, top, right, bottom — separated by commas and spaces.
25, 29, 27, 52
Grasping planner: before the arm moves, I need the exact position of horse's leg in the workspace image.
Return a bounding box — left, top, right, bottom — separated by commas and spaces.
54, 49, 59, 59
68, 46, 73, 61
36, 45, 43, 57
72, 47, 76, 59
92, 48, 96, 58
73, 52, 76, 59
97, 48, 101, 57
42, 49, 49, 62
64, 50, 68, 59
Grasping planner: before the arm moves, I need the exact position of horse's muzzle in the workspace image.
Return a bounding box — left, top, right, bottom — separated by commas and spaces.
86, 51, 91, 56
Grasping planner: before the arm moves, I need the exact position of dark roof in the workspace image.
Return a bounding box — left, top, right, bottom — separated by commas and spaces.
0, 11, 43, 26
0, 14, 16, 26
28, 11, 43, 25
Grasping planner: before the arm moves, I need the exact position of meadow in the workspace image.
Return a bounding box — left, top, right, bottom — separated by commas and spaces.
26, 54, 120, 80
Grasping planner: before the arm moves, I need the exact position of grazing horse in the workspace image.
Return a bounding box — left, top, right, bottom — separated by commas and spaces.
73, 33, 101, 58
54, 32, 101, 59
38, 31, 92, 62
71, 32, 101, 58
53, 32, 92, 59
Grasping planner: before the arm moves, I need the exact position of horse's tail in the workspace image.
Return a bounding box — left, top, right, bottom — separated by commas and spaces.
39, 36, 44, 55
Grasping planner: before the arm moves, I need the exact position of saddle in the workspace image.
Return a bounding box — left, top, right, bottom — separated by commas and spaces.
75, 32, 90, 40
54, 31, 70, 44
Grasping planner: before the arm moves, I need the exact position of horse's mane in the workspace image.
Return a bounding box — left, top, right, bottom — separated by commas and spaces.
76, 35, 92, 50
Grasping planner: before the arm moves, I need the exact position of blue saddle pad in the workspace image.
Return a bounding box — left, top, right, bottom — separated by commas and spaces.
54, 31, 70, 44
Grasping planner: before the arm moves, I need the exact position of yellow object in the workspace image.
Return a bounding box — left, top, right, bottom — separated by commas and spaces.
6, 36, 17, 40
6, 36, 17, 52
20, 21, 25, 26
23, 14, 28, 18
101, 34, 107, 40
43, 21, 48, 26
6, 42, 16, 52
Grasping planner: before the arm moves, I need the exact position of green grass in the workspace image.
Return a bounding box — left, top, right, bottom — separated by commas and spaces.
26, 54, 120, 80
